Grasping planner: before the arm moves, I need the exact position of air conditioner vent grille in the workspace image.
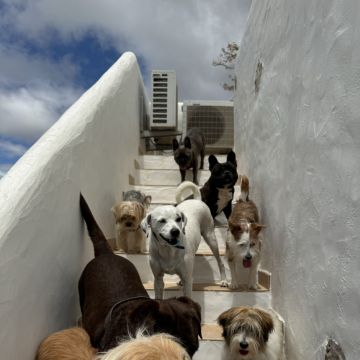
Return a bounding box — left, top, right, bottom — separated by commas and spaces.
186, 104, 234, 148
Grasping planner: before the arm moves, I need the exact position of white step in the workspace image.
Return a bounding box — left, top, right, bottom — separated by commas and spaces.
144, 282, 271, 324
135, 154, 228, 170
132, 169, 211, 186
116, 249, 271, 287
130, 185, 241, 204
194, 324, 224, 360
194, 340, 223, 360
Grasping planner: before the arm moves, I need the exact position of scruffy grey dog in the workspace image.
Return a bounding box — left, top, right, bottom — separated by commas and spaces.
123, 190, 152, 207
111, 190, 152, 253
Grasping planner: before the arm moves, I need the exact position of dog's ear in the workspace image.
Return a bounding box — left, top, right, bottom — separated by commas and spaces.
173, 138, 179, 150
254, 308, 274, 342
217, 308, 234, 329
251, 223, 266, 235
140, 218, 148, 233
227, 150, 237, 167
180, 212, 187, 234
208, 155, 218, 171
143, 195, 152, 208
136, 203, 146, 221
146, 213, 152, 225
184, 136, 192, 149
111, 205, 117, 218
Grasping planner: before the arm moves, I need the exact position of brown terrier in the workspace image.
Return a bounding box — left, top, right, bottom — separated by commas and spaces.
226, 175, 265, 289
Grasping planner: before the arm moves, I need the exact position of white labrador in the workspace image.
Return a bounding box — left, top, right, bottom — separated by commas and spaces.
146, 199, 227, 299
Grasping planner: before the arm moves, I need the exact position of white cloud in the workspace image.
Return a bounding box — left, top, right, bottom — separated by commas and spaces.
0, 139, 27, 157
0, 84, 81, 143
1, 0, 251, 100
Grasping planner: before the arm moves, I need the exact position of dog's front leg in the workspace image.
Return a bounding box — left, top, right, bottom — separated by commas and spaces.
223, 201, 233, 219
204, 230, 227, 287
180, 169, 186, 183
248, 260, 260, 290
227, 250, 240, 289
150, 259, 165, 299
154, 274, 165, 299
192, 161, 199, 185
181, 259, 193, 298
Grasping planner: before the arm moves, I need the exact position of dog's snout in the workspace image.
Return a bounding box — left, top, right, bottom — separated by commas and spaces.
126, 222, 132, 227
170, 228, 180, 238
240, 340, 249, 349
245, 254, 252, 260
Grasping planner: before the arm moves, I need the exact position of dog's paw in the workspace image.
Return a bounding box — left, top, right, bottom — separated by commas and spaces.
219, 280, 228, 288
248, 283, 259, 290
229, 281, 240, 290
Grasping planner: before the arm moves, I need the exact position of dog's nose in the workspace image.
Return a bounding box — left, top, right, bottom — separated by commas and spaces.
170, 228, 180, 237
245, 254, 252, 260
240, 340, 249, 349
126, 222, 132, 227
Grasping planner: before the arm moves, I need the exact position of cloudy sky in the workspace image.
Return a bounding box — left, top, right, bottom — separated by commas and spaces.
0, 0, 251, 176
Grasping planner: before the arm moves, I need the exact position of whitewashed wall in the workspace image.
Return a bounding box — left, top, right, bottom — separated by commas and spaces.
0, 52, 148, 359
235, 1, 360, 358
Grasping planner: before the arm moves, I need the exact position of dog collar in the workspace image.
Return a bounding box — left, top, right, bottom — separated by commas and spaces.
153, 231, 185, 250
99, 295, 150, 351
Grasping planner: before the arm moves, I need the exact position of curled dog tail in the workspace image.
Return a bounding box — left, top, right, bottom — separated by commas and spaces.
80, 194, 112, 257
240, 175, 249, 201
175, 181, 201, 204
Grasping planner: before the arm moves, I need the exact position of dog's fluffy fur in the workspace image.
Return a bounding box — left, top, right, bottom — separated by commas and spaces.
97, 332, 190, 360
175, 150, 238, 218
79, 194, 202, 356
146, 200, 227, 299
218, 306, 284, 360
226, 175, 265, 290
36, 327, 96, 360
111, 190, 151, 253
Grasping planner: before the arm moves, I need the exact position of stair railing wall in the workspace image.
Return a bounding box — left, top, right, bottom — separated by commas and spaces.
0, 52, 148, 359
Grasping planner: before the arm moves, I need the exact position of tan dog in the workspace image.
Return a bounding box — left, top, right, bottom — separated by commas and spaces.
97, 332, 191, 360
226, 175, 265, 290
217, 306, 284, 360
111, 190, 151, 253
36, 327, 96, 360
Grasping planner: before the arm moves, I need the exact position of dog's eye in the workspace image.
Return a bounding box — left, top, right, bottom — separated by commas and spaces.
239, 243, 246, 247
175, 217, 182, 222
250, 242, 256, 247
159, 219, 166, 223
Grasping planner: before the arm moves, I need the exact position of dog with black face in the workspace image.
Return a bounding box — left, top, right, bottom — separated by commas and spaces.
217, 306, 284, 360
176, 150, 238, 219
173, 128, 205, 185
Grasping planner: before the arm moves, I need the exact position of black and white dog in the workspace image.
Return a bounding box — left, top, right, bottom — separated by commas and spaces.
176, 150, 238, 219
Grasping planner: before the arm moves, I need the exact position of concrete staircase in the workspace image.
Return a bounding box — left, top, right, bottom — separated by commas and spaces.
115, 153, 272, 359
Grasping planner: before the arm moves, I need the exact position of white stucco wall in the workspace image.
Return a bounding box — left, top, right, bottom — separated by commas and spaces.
0, 52, 148, 359
235, 1, 360, 358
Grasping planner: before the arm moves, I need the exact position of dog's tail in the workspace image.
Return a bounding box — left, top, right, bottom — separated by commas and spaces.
175, 181, 201, 204
80, 194, 113, 257
240, 175, 249, 201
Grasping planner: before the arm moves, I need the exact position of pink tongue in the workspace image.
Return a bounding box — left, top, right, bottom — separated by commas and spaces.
243, 259, 252, 268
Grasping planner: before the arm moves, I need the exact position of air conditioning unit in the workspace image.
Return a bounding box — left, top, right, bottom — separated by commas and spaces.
182, 100, 234, 151
150, 70, 177, 129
